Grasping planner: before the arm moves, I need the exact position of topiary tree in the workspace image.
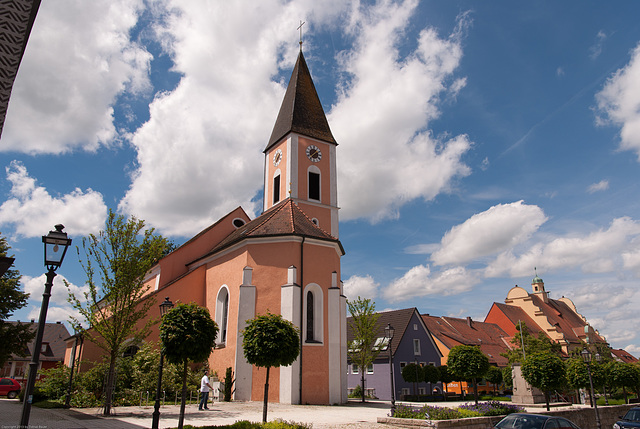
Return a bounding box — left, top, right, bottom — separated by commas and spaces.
422, 364, 440, 396
160, 303, 218, 429
609, 361, 640, 404
438, 365, 453, 401
242, 312, 299, 422
486, 366, 503, 396
521, 351, 566, 411
401, 363, 423, 396
447, 345, 489, 406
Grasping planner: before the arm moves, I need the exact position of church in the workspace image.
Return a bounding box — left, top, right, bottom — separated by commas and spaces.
71, 50, 348, 405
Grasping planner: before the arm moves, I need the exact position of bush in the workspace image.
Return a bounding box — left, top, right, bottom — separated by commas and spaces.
392, 401, 524, 420
179, 421, 310, 429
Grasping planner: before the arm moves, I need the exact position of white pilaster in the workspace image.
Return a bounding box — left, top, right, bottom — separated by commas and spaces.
234, 266, 255, 401
280, 265, 301, 404
328, 271, 342, 404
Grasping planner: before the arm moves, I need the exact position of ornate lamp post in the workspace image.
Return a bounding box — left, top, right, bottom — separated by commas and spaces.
20, 225, 71, 428
152, 297, 174, 429
581, 348, 602, 429
385, 323, 396, 415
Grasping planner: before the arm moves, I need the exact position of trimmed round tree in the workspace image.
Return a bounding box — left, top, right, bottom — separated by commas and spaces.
401, 362, 423, 396
521, 351, 566, 411
160, 303, 218, 429
486, 366, 503, 396
438, 365, 454, 400
447, 345, 489, 405
422, 364, 440, 396
242, 313, 300, 422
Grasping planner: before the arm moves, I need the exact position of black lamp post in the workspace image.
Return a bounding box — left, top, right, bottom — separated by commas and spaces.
152, 297, 174, 429
20, 225, 71, 428
581, 348, 602, 429
385, 323, 396, 415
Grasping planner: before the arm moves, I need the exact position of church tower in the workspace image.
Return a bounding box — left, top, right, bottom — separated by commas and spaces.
263, 51, 339, 237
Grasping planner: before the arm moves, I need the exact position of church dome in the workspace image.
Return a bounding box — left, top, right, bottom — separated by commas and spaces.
532, 274, 543, 284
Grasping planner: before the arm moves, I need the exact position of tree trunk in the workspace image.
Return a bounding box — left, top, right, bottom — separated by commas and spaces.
544, 391, 550, 412
103, 353, 117, 416
262, 366, 270, 423
178, 360, 188, 429
473, 377, 479, 406
361, 371, 365, 403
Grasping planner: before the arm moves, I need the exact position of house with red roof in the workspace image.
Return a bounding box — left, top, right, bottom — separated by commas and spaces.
485, 274, 607, 355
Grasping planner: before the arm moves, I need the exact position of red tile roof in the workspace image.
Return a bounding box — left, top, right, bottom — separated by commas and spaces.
611, 348, 639, 363
198, 198, 343, 261
422, 314, 512, 366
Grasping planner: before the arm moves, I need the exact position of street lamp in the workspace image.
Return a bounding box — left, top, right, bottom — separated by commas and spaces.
152, 297, 174, 429
20, 225, 71, 428
385, 323, 396, 415
581, 348, 602, 429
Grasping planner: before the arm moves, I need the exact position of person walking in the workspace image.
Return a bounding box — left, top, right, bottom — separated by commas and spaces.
199, 369, 212, 410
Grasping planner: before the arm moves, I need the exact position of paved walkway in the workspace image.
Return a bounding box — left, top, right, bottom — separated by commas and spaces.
0, 398, 393, 429
0, 397, 577, 429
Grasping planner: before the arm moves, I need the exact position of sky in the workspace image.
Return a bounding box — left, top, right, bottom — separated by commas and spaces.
1, 1, 640, 357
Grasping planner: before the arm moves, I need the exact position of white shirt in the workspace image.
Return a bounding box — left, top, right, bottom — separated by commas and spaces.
200, 374, 210, 392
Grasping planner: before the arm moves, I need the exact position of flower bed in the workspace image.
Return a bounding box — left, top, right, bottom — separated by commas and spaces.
392, 401, 525, 420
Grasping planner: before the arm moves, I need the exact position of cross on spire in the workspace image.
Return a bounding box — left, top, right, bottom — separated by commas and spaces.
298, 20, 305, 51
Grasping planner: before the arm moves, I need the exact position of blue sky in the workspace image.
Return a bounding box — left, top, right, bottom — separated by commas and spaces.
1, 1, 640, 357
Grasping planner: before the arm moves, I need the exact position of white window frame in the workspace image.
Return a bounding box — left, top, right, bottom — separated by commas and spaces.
303, 284, 323, 344
352, 364, 359, 374
367, 363, 374, 374
413, 339, 421, 356
215, 285, 230, 346
307, 165, 321, 202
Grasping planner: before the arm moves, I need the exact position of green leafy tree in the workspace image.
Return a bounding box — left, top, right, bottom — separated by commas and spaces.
161, 303, 218, 429
422, 364, 440, 395
67, 210, 171, 415
347, 297, 381, 403
521, 351, 566, 411
609, 361, 640, 404
401, 363, 423, 396
242, 312, 300, 422
447, 345, 489, 405
0, 234, 35, 366
438, 365, 454, 400
502, 366, 513, 389
486, 366, 503, 396
502, 323, 562, 364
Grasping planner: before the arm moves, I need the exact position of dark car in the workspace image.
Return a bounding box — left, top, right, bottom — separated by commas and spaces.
493, 413, 580, 429
0, 378, 21, 399
614, 407, 640, 429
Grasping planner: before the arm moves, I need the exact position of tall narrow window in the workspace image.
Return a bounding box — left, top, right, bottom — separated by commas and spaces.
306, 290, 314, 342
216, 287, 230, 346
273, 174, 281, 204
413, 339, 421, 356
222, 292, 229, 343
308, 172, 320, 200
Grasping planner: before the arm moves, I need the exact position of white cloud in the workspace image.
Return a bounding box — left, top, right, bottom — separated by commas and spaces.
331, 5, 473, 222
485, 216, 640, 278
23, 274, 88, 326
343, 274, 379, 300
383, 264, 479, 302
0, 161, 107, 238
587, 180, 609, 193
431, 201, 547, 266
589, 30, 607, 60
595, 42, 640, 160
1, 0, 150, 154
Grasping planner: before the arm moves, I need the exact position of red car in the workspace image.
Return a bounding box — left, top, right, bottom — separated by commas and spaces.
0, 378, 21, 399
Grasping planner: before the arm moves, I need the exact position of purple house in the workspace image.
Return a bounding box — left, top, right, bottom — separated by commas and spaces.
347, 308, 442, 401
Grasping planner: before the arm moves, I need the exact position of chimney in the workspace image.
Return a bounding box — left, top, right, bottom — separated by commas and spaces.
466, 316, 472, 328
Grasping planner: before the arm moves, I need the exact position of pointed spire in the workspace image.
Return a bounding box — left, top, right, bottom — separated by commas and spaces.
265, 51, 337, 152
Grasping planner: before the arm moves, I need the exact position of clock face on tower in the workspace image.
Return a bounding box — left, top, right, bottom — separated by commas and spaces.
273, 149, 283, 166
306, 145, 322, 162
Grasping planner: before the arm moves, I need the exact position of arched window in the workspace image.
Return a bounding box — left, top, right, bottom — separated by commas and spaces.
308, 166, 320, 201
306, 290, 314, 342
122, 345, 139, 358
216, 286, 230, 345
303, 284, 323, 344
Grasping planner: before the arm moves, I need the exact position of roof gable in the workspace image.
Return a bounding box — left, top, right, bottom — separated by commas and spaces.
265, 51, 336, 152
